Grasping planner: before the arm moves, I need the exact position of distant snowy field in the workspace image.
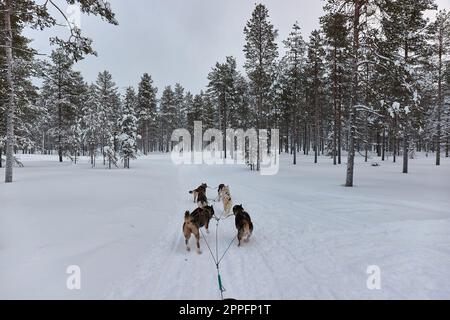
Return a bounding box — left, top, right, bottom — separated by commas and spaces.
1, 153, 449, 299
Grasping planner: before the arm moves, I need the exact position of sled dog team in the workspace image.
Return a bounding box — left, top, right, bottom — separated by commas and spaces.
183, 183, 254, 254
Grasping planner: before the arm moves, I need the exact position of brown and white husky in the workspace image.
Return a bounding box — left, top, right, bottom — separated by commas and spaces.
182, 205, 215, 254
232, 204, 253, 246
217, 184, 232, 216
189, 183, 207, 203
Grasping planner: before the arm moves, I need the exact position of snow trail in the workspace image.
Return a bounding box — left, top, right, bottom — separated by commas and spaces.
2, 153, 450, 299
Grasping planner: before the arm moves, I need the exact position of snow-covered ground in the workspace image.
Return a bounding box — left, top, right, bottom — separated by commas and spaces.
1, 153, 449, 299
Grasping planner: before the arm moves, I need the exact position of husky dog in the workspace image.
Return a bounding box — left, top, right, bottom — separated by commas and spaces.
197, 191, 209, 208
216, 184, 226, 201
182, 205, 215, 254
222, 190, 233, 216
189, 183, 207, 203
232, 204, 253, 246
217, 185, 232, 216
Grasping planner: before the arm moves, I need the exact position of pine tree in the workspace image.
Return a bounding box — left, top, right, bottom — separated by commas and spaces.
306, 30, 326, 164
185, 91, 197, 134
243, 3, 278, 171
202, 92, 217, 129
137, 73, 158, 154
174, 83, 187, 129
207, 56, 244, 158
186, 91, 216, 137
429, 10, 450, 165
380, 0, 437, 174
445, 64, 450, 157
119, 87, 138, 168
94, 70, 120, 167
321, 11, 350, 165
1, 0, 117, 183
283, 22, 306, 165
66, 72, 88, 163
185, 92, 198, 151
324, 0, 382, 187
82, 84, 102, 167
159, 86, 176, 152
0, 7, 40, 161
274, 57, 293, 155
40, 49, 80, 162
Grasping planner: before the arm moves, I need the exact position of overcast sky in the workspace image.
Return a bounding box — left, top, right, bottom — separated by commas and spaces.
26, 0, 450, 95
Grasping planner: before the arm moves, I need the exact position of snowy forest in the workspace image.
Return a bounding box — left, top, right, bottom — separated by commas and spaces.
1, 0, 449, 185
1, 0, 450, 301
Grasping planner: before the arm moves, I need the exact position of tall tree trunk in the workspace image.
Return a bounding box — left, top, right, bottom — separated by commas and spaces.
365, 121, 369, 163
4, 0, 15, 183
285, 120, 289, 153
293, 119, 297, 165
144, 122, 148, 155
223, 95, 227, 160
314, 123, 318, 163
445, 136, 449, 158
338, 86, 342, 164
402, 41, 410, 173
314, 96, 319, 164
305, 125, 308, 155
58, 95, 63, 163
436, 26, 443, 166
376, 131, 381, 156
403, 127, 408, 174
293, 69, 298, 165
346, 112, 356, 187
345, 0, 362, 187
147, 122, 151, 154
256, 95, 261, 171
393, 117, 397, 163
333, 46, 338, 165
382, 128, 386, 161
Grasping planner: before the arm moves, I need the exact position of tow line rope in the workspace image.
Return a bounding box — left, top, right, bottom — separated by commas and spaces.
199, 214, 237, 300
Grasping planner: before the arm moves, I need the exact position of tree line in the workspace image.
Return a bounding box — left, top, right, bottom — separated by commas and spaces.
1, 1, 449, 186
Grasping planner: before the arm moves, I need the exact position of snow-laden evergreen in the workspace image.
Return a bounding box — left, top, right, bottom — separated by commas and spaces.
118, 87, 138, 168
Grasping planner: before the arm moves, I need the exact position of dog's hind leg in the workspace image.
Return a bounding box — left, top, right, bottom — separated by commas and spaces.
185, 235, 191, 251
194, 229, 202, 254
244, 224, 251, 242
205, 219, 210, 234
184, 230, 192, 251
237, 229, 244, 247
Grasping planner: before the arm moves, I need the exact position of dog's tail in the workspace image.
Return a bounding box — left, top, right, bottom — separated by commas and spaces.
244, 221, 252, 235
184, 210, 190, 222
